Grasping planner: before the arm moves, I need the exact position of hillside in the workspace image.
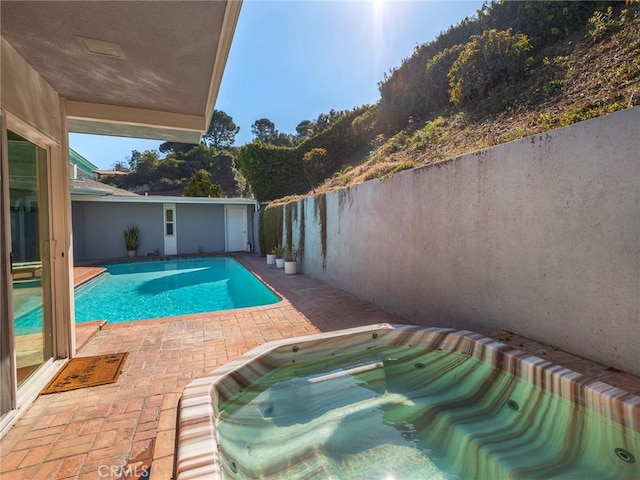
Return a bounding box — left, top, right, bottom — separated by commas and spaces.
312, 12, 639, 194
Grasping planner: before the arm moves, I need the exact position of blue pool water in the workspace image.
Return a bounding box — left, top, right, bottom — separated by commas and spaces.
15, 257, 279, 333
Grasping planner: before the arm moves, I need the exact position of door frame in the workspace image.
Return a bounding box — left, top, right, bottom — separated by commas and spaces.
224, 205, 248, 252
163, 203, 177, 255
0, 111, 69, 435
0, 111, 17, 414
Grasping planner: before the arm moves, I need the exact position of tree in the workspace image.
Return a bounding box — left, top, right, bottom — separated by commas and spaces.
295, 120, 313, 139
158, 142, 196, 155
183, 169, 224, 197
112, 161, 129, 172
125, 150, 160, 188
203, 110, 240, 149
251, 118, 278, 143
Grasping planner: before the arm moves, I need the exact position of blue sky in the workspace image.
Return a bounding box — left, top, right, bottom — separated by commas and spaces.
70, 0, 484, 170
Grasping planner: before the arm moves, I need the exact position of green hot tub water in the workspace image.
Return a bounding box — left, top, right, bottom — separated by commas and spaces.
216, 347, 639, 479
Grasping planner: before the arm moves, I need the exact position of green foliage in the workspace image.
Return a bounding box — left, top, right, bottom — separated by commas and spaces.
183, 169, 224, 197
588, 6, 629, 41
158, 142, 195, 155
285, 202, 294, 250
313, 193, 327, 269
127, 150, 160, 184
251, 118, 278, 143
271, 245, 285, 258
303, 148, 329, 187
236, 142, 309, 202
203, 110, 240, 149
387, 161, 415, 177
479, 1, 597, 47
423, 44, 465, 115
543, 80, 563, 96
98, 144, 247, 197
296, 120, 314, 139
124, 225, 140, 251
250, 118, 297, 147
299, 199, 305, 259
283, 244, 298, 262
351, 109, 377, 137
377, 1, 602, 133
382, 131, 409, 155
297, 106, 377, 179
260, 204, 284, 255
407, 117, 448, 151
449, 29, 533, 109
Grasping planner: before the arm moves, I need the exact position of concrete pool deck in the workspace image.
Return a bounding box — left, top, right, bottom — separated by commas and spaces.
1, 253, 639, 479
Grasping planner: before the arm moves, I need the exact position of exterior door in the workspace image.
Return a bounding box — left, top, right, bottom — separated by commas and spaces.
1, 128, 54, 423
163, 204, 177, 255
225, 205, 247, 252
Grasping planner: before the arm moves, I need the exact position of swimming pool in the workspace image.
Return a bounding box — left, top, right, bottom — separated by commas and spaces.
175, 324, 640, 479
15, 257, 279, 332
75, 257, 279, 323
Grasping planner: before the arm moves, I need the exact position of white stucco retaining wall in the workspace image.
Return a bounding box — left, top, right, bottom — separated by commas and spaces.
293, 107, 639, 375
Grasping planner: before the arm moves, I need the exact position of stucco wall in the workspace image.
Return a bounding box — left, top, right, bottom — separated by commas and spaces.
294, 107, 639, 375
72, 202, 164, 261
176, 204, 225, 254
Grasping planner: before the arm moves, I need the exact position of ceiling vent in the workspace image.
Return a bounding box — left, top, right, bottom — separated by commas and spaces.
74, 35, 125, 59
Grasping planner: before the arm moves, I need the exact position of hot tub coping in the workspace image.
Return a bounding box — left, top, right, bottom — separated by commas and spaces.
174, 323, 640, 479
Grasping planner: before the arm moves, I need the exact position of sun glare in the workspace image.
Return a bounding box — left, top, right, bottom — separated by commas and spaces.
373, 0, 385, 17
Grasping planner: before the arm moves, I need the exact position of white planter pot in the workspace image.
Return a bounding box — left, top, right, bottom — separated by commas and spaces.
127, 250, 136, 257
275, 258, 285, 269
266, 254, 276, 265
284, 261, 297, 275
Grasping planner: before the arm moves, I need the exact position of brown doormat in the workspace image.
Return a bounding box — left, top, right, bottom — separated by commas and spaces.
41, 353, 128, 394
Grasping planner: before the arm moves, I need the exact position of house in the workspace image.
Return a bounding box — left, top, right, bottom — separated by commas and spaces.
72, 194, 258, 262
0, 0, 242, 435
69, 148, 99, 180
93, 169, 127, 178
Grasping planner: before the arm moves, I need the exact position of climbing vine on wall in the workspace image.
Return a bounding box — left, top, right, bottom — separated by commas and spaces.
260, 203, 284, 254
314, 193, 327, 269
299, 199, 305, 259
285, 202, 294, 250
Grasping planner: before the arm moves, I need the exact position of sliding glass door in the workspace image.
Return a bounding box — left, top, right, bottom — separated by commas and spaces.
7, 131, 53, 387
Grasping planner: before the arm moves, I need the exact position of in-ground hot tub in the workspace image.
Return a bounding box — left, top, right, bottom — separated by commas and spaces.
175, 324, 640, 479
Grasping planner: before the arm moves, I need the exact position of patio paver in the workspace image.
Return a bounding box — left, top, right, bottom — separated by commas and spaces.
1, 253, 639, 479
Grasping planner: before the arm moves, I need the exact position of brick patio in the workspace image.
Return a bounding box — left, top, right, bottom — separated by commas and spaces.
1, 253, 639, 479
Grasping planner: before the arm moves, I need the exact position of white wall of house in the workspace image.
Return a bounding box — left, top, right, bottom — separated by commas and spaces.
293, 107, 639, 376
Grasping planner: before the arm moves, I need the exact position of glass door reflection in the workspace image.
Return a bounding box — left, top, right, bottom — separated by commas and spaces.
9, 131, 53, 386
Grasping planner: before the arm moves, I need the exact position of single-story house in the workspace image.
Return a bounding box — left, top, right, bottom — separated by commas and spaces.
72, 193, 259, 262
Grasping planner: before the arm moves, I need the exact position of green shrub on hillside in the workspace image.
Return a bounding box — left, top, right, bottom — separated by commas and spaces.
303, 148, 329, 188
423, 44, 465, 115
449, 29, 533, 109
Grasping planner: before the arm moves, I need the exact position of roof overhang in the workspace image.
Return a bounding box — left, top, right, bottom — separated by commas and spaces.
71, 195, 257, 206
1, 1, 242, 143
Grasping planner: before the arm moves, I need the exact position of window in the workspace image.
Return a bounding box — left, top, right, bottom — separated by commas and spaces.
165, 207, 174, 236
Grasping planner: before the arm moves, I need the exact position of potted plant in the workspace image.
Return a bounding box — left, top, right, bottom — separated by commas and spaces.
273, 245, 285, 268
266, 247, 277, 265
124, 225, 140, 257
283, 245, 298, 275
